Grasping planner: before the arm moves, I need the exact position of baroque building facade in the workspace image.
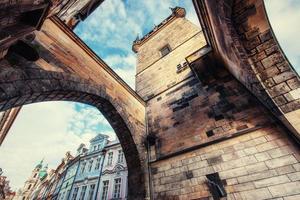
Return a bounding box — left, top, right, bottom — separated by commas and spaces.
17, 134, 128, 200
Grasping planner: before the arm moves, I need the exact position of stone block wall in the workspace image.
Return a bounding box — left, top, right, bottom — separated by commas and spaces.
136, 31, 205, 100
199, 0, 300, 139
147, 64, 273, 156
135, 17, 203, 74
135, 17, 206, 100
0, 17, 147, 199
150, 125, 300, 200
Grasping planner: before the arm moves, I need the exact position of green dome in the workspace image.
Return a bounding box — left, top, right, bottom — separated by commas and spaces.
38, 164, 48, 180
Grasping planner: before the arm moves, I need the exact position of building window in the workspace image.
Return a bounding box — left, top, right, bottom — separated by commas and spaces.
60, 191, 65, 200
66, 189, 71, 200
88, 160, 93, 172
93, 146, 97, 151
33, 173, 37, 178
28, 184, 32, 190
117, 150, 124, 163
79, 186, 87, 200
160, 45, 171, 57
71, 187, 79, 200
101, 181, 109, 200
88, 184, 95, 200
95, 157, 101, 170
81, 162, 86, 174
113, 178, 121, 199
107, 152, 113, 166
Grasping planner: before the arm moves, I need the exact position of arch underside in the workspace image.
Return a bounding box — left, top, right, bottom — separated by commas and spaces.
0, 58, 145, 199
195, 0, 300, 141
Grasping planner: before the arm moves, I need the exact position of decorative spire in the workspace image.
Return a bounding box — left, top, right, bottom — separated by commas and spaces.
134, 35, 140, 42
35, 159, 43, 169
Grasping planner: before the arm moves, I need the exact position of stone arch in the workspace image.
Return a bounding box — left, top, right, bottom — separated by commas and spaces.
193, 0, 300, 141
0, 38, 146, 200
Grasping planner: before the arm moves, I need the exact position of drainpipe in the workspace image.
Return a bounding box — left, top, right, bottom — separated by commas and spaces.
145, 103, 154, 200
94, 149, 106, 200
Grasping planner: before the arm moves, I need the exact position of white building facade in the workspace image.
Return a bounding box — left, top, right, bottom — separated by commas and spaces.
65, 134, 128, 200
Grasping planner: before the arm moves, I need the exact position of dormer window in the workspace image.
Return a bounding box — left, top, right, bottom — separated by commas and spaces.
160, 44, 171, 57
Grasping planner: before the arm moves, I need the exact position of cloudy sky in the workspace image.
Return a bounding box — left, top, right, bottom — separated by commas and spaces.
74, 0, 200, 88
0, 0, 299, 191
265, 0, 300, 72
0, 0, 198, 190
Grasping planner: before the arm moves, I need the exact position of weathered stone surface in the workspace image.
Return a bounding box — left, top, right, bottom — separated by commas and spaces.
1, 1, 300, 200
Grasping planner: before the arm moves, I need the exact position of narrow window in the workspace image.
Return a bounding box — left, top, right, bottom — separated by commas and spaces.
101, 181, 109, 200
88, 160, 93, 172
79, 186, 87, 200
107, 152, 113, 166
117, 150, 124, 163
160, 45, 171, 57
95, 157, 101, 170
66, 189, 71, 200
60, 191, 65, 200
81, 162, 86, 174
113, 178, 121, 198
71, 187, 79, 200
88, 184, 95, 200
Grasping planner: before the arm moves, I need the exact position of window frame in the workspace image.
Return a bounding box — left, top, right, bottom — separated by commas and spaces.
101, 180, 109, 200
95, 157, 101, 170
113, 178, 122, 199
117, 150, 123, 163
71, 187, 79, 200
107, 152, 113, 166
79, 185, 87, 200
88, 184, 96, 200
159, 44, 171, 57
88, 160, 93, 172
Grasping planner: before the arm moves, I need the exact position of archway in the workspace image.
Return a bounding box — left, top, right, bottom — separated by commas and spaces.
192, 0, 300, 141
0, 17, 147, 199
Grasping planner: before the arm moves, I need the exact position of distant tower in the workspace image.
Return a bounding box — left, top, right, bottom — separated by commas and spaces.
19, 160, 44, 200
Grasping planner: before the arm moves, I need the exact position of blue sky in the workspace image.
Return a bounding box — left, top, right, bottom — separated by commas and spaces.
1, 0, 299, 191
74, 0, 199, 88
0, 0, 199, 190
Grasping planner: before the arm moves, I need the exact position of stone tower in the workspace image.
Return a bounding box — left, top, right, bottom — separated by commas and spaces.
134, 7, 300, 200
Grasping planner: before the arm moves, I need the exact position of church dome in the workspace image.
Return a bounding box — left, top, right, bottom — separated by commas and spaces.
38, 164, 48, 180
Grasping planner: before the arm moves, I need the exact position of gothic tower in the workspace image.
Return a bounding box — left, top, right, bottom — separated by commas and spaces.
134, 6, 300, 200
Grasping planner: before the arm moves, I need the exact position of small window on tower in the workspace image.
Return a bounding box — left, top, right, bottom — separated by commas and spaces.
160, 45, 171, 57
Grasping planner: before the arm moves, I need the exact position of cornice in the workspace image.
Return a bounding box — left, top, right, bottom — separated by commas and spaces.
132, 7, 186, 53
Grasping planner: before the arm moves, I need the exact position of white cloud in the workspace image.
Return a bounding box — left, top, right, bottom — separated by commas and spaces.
0, 102, 115, 190
265, 0, 300, 72
103, 54, 136, 88
75, 0, 201, 89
